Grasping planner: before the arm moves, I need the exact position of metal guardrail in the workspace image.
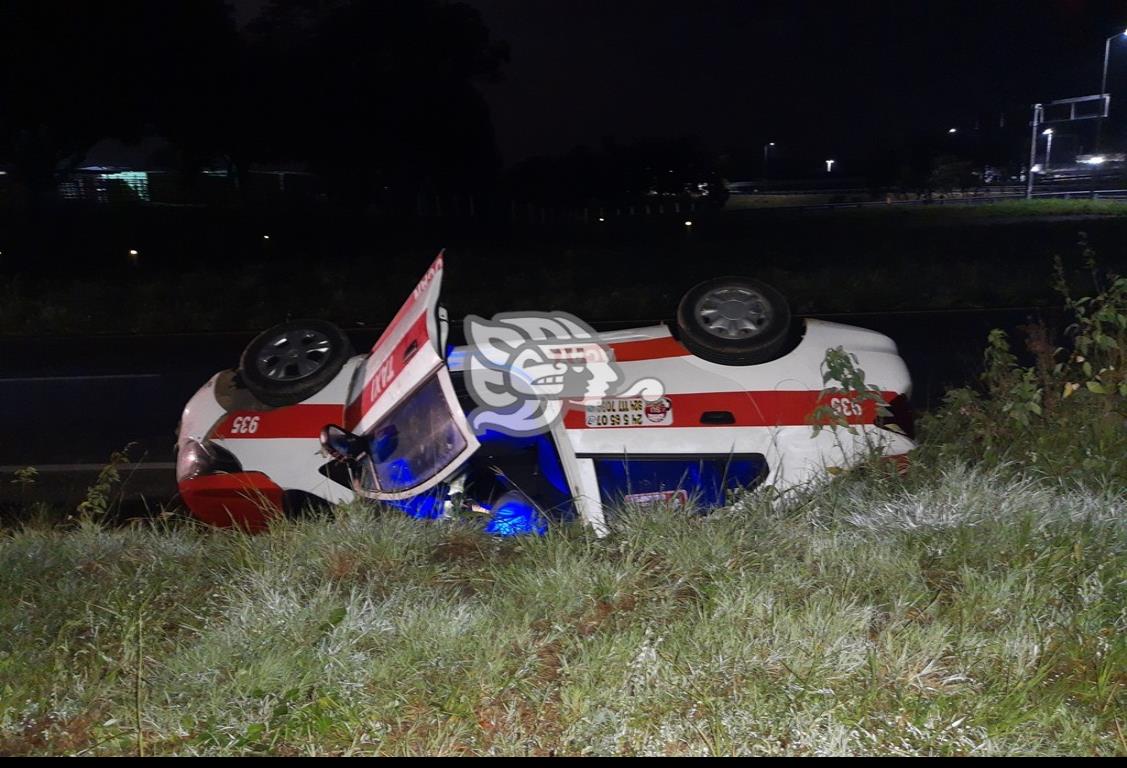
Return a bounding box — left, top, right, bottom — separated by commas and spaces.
726, 188, 1127, 212
726, 183, 1030, 196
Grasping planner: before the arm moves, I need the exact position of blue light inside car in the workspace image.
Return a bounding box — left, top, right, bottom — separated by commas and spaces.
484, 496, 548, 537
381, 461, 446, 519
535, 436, 569, 495
383, 457, 415, 486
388, 489, 445, 519
372, 427, 400, 462
475, 428, 570, 496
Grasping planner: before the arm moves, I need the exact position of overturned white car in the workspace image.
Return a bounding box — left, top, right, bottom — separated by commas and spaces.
176, 252, 914, 534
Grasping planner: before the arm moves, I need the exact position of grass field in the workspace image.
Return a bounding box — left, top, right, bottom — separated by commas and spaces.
3, 199, 1127, 335
1, 462, 1124, 756
830, 197, 1127, 220
728, 196, 1127, 219
1, 208, 1124, 755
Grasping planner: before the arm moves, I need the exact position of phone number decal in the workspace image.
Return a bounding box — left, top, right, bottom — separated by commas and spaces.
584, 397, 673, 427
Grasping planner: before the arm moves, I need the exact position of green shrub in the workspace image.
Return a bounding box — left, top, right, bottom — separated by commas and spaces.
919, 238, 1127, 488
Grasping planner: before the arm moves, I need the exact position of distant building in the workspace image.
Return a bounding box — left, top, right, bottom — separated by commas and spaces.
54, 137, 319, 206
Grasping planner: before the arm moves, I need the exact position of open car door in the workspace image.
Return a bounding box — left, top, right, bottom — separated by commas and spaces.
343, 252, 479, 501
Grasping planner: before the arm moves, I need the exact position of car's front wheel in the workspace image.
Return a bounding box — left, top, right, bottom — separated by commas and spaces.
675, 276, 792, 365
238, 319, 354, 406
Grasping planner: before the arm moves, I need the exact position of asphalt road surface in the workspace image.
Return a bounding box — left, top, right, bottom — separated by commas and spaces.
0, 308, 1056, 508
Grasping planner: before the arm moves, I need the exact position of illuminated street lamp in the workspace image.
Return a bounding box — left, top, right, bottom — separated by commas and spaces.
1100, 30, 1127, 109
1042, 128, 1054, 175
825, 158, 835, 173
947, 127, 958, 134
763, 141, 775, 181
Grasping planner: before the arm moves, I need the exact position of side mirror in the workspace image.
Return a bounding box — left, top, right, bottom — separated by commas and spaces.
320, 424, 366, 461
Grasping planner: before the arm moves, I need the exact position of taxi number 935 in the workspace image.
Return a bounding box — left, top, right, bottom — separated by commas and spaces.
230, 415, 261, 434
829, 397, 863, 418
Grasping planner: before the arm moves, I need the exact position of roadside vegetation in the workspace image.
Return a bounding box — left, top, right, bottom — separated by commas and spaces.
0, 248, 1125, 756
834, 198, 1127, 220
4, 204, 1127, 335
920, 236, 1127, 488
906, 197, 1127, 219
729, 195, 1127, 219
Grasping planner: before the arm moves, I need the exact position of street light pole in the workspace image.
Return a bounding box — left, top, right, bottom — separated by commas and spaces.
1102, 35, 1112, 102
762, 142, 775, 183
1043, 128, 1054, 176
1094, 30, 1126, 196
1097, 34, 1119, 151
1026, 103, 1042, 200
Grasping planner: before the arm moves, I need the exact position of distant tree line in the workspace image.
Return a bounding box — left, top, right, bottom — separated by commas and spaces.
506, 136, 729, 208
0, 0, 508, 210
4, 0, 1001, 213
863, 122, 1029, 194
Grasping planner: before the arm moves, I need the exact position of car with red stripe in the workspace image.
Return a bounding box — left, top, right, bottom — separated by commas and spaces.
176, 252, 914, 533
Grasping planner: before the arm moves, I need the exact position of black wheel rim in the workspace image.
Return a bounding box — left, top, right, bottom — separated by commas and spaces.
693, 286, 773, 340
255, 328, 334, 381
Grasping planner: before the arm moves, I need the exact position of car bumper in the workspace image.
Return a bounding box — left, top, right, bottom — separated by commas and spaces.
179, 472, 284, 531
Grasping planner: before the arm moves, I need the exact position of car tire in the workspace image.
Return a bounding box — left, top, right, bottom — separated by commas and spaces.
675, 276, 792, 365
238, 319, 354, 407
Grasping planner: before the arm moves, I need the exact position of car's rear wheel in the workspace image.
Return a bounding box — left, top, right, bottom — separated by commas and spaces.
238, 319, 353, 406
675, 276, 792, 365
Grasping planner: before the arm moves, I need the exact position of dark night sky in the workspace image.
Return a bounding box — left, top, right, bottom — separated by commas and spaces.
232, 1, 1127, 174
462, 0, 1127, 173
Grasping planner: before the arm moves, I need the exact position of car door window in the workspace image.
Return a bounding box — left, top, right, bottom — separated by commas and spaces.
359, 374, 469, 496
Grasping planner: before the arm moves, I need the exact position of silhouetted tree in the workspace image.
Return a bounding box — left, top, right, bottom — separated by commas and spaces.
928, 155, 977, 193
147, 2, 242, 185
0, 1, 238, 207
507, 136, 728, 207
0, 0, 507, 209
242, 0, 509, 203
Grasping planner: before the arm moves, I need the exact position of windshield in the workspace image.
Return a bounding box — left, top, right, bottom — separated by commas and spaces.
359, 374, 468, 494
